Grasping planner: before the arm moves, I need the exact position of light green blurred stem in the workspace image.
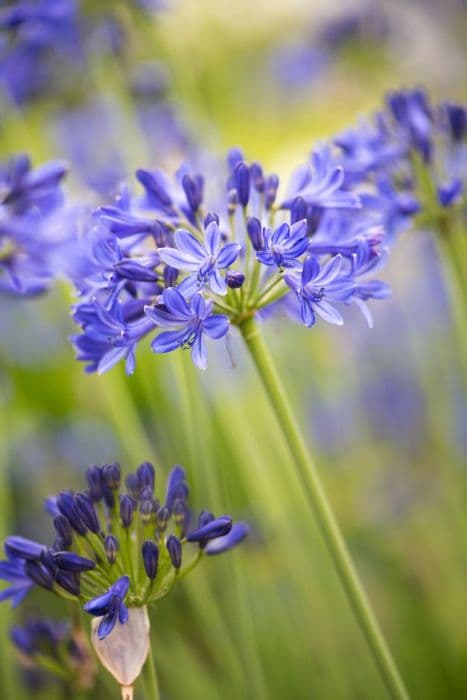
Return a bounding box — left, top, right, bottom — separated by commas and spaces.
142, 646, 161, 700
239, 316, 410, 700
434, 217, 467, 385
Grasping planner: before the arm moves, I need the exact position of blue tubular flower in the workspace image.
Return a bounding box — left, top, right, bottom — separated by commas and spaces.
205, 522, 250, 555
285, 255, 354, 328
158, 221, 241, 296
256, 220, 308, 269
146, 289, 229, 370
84, 576, 130, 640
282, 145, 361, 210
187, 516, 233, 544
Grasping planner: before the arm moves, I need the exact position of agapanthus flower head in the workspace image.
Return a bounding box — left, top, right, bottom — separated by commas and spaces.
70, 139, 393, 372
0, 460, 248, 642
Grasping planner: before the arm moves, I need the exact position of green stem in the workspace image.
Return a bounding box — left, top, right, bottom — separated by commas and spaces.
239, 316, 410, 700
142, 647, 161, 700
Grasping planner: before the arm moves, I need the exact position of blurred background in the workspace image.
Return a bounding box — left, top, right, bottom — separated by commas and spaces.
0, 0, 466, 698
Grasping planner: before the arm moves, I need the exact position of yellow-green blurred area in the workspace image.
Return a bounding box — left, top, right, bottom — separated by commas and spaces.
0, 0, 466, 698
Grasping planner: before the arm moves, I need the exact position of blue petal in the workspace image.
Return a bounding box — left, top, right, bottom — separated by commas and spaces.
300, 299, 316, 327
205, 522, 249, 555
204, 221, 221, 256
159, 248, 200, 271
162, 287, 192, 318
83, 591, 115, 616
217, 242, 241, 269
174, 229, 206, 259
190, 293, 206, 318
314, 300, 344, 325
209, 269, 227, 295
203, 314, 229, 339
302, 256, 320, 284
97, 611, 118, 640
151, 328, 187, 353
191, 333, 207, 370
118, 602, 129, 625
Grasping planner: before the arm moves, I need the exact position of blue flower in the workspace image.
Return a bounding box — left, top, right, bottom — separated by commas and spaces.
282, 145, 361, 210
84, 576, 130, 640
146, 289, 229, 370
205, 522, 250, 555
285, 255, 354, 327
72, 300, 155, 375
158, 221, 240, 296
256, 220, 308, 269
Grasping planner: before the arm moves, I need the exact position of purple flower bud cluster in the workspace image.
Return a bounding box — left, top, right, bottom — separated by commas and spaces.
0, 460, 248, 640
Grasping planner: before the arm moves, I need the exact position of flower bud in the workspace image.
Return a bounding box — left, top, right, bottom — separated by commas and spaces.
226, 270, 245, 289
86, 465, 103, 502
203, 211, 219, 228
156, 506, 169, 531
120, 495, 135, 528
246, 216, 264, 251
56, 493, 88, 536
265, 174, 279, 209
166, 535, 182, 569
53, 552, 96, 572
74, 493, 100, 534
142, 541, 159, 580
187, 516, 232, 544
234, 162, 250, 207
250, 162, 265, 193
102, 462, 121, 490
105, 535, 119, 565
53, 515, 73, 548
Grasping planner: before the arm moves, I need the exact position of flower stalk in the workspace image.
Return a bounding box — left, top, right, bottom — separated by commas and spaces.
239, 315, 410, 700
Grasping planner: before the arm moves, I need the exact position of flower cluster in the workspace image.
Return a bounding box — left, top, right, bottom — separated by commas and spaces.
333, 89, 466, 239
0, 154, 69, 296
0, 0, 162, 106
71, 143, 392, 373
0, 461, 248, 640
11, 617, 96, 691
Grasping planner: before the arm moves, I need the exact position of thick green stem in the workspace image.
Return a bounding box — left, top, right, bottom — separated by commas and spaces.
239, 316, 410, 700
142, 648, 161, 700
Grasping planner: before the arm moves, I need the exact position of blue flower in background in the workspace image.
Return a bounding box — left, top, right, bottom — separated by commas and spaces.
282, 145, 361, 210
159, 221, 241, 296
0, 153, 69, 296
146, 288, 229, 370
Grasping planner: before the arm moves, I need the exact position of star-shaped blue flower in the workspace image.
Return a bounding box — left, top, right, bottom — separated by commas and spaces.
158, 221, 240, 296
285, 254, 354, 327
256, 220, 308, 269
145, 288, 229, 370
